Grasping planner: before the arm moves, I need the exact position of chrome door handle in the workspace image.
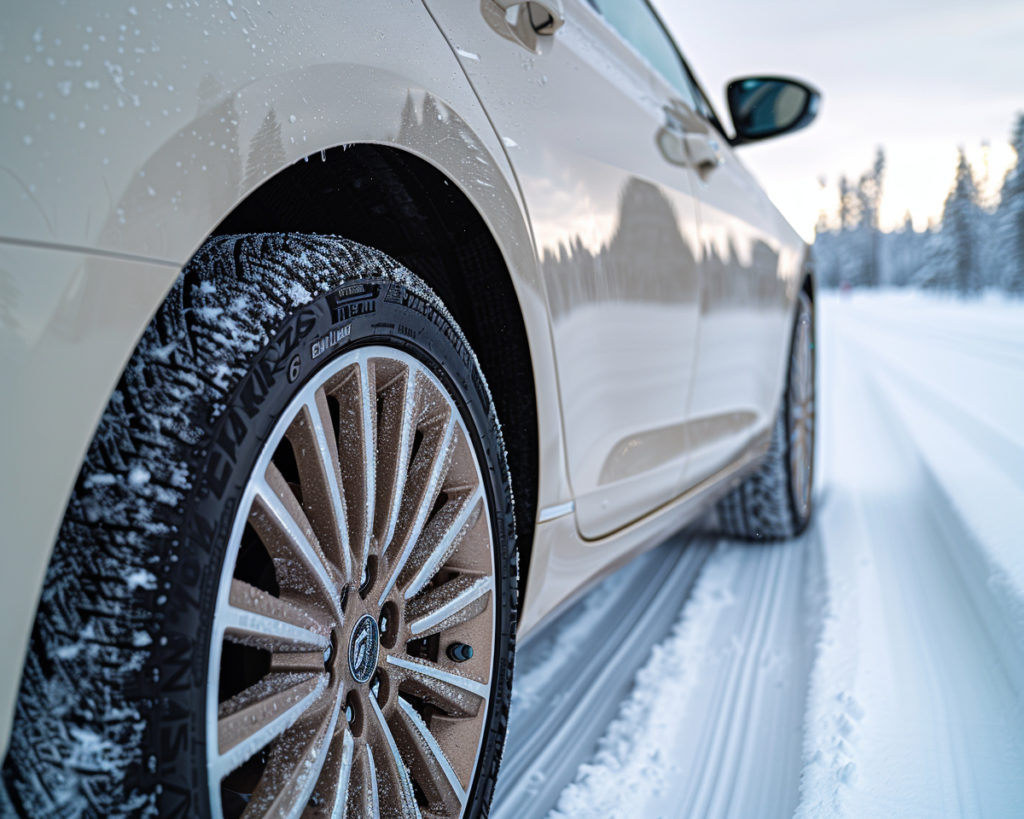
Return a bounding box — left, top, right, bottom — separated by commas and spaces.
492, 0, 565, 34
684, 133, 722, 175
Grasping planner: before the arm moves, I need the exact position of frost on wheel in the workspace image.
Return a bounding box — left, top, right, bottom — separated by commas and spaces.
2, 235, 515, 819
212, 350, 496, 818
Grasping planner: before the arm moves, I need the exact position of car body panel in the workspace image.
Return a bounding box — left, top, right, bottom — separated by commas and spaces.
0, 0, 573, 752
422, 0, 706, 539
519, 423, 771, 636
0, 0, 810, 757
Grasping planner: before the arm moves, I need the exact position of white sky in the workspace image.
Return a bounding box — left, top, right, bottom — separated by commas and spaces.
655, 0, 1024, 240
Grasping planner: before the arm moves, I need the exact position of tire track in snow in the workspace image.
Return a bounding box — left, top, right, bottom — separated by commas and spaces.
859, 353, 1024, 648
797, 298, 1024, 817
683, 546, 788, 818
842, 327, 1024, 480
536, 533, 821, 819
493, 538, 712, 818
839, 294, 1024, 360
842, 308, 1024, 368
840, 310, 1024, 638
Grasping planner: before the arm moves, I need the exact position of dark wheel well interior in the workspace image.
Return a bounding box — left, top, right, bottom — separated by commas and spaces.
212, 145, 539, 602
802, 268, 815, 302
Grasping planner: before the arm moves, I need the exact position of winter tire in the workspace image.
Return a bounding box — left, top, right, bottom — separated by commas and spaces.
715, 290, 816, 540
2, 234, 517, 819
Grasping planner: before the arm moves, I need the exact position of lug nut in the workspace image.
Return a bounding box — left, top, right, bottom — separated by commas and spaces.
447, 642, 473, 663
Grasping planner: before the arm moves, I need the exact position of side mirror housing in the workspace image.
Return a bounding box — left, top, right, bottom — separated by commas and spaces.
726, 76, 821, 146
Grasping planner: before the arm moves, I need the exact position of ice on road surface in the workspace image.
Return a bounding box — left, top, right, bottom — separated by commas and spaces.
494, 292, 1024, 818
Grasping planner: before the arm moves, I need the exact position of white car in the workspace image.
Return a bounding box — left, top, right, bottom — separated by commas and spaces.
0, 0, 818, 815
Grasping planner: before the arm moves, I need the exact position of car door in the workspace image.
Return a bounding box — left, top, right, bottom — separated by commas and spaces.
422, 0, 706, 539
679, 80, 805, 485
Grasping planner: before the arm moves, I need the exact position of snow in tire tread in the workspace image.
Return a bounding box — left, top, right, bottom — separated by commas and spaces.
2, 234, 517, 819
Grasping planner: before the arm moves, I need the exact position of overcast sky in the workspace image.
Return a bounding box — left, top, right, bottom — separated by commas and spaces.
655, 0, 1024, 239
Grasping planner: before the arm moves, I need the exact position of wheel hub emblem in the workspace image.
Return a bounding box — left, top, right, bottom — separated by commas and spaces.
348, 614, 380, 684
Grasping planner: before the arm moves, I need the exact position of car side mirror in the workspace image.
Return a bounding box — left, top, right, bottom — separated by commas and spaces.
726, 76, 820, 146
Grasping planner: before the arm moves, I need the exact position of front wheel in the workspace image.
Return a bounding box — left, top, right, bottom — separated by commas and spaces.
716, 290, 816, 540
3, 234, 517, 819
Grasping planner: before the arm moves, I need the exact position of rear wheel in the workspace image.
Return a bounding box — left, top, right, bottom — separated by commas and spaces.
3, 234, 516, 819
716, 290, 816, 540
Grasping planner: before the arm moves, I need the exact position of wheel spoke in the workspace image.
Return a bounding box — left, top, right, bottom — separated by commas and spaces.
329, 358, 377, 581
223, 580, 331, 653
357, 744, 382, 819
303, 726, 354, 819
287, 393, 352, 583
403, 488, 483, 600
378, 413, 456, 607
213, 672, 328, 782
406, 574, 493, 639
367, 693, 421, 818
385, 655, 488, 717
395, 697, 467, 811
251, 466, 340, 616
373, 361, 418, 554
242, 694, 342, 819
359, 360, 377, 579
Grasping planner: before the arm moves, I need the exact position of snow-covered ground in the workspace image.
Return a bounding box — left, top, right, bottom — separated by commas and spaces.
494, 291, 1024, 818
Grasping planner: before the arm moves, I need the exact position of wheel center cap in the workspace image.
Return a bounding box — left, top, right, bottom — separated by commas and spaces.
348, 613, 380, 684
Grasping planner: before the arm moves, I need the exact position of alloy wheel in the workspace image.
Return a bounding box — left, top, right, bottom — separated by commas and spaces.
207, 346, 496, 818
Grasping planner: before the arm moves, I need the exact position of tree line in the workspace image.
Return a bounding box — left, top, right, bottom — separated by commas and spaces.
813, 113, 1024, 296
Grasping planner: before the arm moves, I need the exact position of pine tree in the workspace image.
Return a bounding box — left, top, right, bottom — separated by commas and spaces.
838, 175, 855, 231
888, 211, 919, 287
928, 148, 981, 295
997, 112, 1024, 296
813, 221, 839, 290
857, 147, 885, 286
869, 151, 885, 284
811, 117, 1024, 293
836, 174, 867, 286
920, 224, 955, 291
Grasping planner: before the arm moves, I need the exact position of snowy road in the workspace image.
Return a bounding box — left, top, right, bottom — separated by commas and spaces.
493, 292, 1024, 818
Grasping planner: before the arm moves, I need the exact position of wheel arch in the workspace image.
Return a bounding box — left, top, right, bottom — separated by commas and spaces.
210, 143, 543, 602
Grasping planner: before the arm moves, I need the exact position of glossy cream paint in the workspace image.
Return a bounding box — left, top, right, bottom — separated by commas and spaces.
0, 0, 808, 751
423, 0, 708, 539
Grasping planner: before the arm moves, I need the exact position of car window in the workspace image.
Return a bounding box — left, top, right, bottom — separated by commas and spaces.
586, 0, 699, 110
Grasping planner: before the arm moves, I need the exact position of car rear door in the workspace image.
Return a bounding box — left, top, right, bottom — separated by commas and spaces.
422, 0, 707, 539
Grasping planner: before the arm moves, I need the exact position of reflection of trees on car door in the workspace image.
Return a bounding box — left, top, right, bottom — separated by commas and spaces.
424, 0, 707, 539
684, 123, 803, 485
